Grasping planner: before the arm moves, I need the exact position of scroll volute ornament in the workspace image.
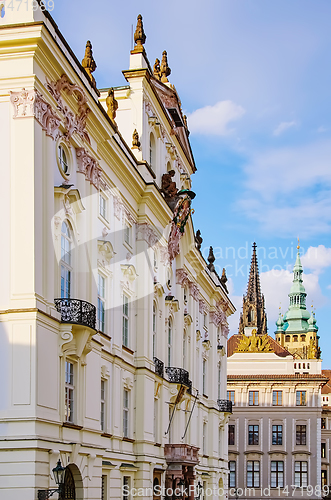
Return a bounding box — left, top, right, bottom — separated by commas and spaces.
82, 40, 97, 88
106, 88, 118, 125
133, 14, 146, 53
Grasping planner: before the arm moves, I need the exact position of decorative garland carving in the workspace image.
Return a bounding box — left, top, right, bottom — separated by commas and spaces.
46, 74, 90, 144
75, 148, 102, 189
113, 195, 123, 220
199, 300, 208, 315
176, 268, 190, 287
189, 282, 199, 301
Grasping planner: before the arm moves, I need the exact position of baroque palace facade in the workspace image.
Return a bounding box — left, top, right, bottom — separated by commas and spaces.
227, 244, 327, 500
0, 6, 234, 500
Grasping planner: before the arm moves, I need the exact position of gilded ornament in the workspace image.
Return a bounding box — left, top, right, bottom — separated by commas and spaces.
133, 14, 146, 52
82, 40, 97, 88
160, 50, 171, 83
132, 128, 140, 149
236, 330, 272, 353
106, 88, 118, 124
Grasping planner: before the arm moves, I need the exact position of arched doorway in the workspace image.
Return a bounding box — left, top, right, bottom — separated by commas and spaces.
63, 467, 75, 499
62, 464, 84, 500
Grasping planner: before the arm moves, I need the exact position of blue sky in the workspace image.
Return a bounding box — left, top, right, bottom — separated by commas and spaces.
51, 0, 331, 366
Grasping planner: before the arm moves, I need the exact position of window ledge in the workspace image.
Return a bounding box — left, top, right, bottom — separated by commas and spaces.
101, 432, 113, 438
62, 422, 83, 430
122, 345, 134, 355
122, 437, 135, 443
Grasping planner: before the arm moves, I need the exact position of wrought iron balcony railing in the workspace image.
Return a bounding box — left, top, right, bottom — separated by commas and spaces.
54, 298, 96, 330
165, 367, 191, 388
217, 399, 233, 413
153, 357, 164, 378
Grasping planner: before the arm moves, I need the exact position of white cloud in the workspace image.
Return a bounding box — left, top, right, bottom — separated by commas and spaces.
260, 268, 325, 327
273, 120, 297, 136
301, 245, 331, 274
187, 100, 245, 136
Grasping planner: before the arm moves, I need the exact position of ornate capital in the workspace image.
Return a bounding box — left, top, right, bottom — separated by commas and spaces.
199, 300, 208, 315
75, 148, 102, 189
189, 282, 199, 301
176, 269, 190, 287
10, 88, 35, 117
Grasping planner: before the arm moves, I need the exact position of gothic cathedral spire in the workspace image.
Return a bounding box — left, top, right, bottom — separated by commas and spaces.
239, 242, 267, 336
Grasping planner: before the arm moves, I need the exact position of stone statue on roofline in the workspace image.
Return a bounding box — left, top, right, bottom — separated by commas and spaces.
106, 88, 118, 125
82, 40, 97, 88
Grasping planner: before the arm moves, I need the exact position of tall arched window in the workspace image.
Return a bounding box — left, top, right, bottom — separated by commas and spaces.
153, 302, 157, 358
61, 221, 72, 298
217, 362, 221, 400
149, 133, 156, 172
168, 318, 172, 366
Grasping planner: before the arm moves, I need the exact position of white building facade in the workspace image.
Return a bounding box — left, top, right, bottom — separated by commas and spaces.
0, 6, 234, 500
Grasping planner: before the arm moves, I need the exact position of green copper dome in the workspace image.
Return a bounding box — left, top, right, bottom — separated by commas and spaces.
308, 310, 318, 332
275, 311, 284, 332
282, 248, 311, 333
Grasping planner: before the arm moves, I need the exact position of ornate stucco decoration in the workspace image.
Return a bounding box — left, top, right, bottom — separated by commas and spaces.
120, 264, 138, 291
113, 195, 123, 220
97, 241, 115, 269
123, 376, 134, 390
189, 282, 199, 301
168, 195, 194, 263
123, 207, 136, 226
145, 99, 156, 118
136, 223, 159, 248
166, 142, 176, 160
176, 268, 190, 287
159, 246, 170, 266
46, 74, 90, 144
154, 283, 164, 298
236, 330, 272, 353
10, 88, 61, 140
81, 40, 97, 88
76, 147, 102, 189
59, 325, 94, 360
199, 300, 208, 315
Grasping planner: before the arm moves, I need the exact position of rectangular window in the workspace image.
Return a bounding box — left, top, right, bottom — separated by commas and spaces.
227, 391, 235, 406
249, 391, 259, 406
65, 361, 74, 422
247, 461, 260, 488
101, 379, 106, 431
99, 194, 107, 220
203, 422, 207, 455
202, 360, 206, 395
322, 470, 327, 487
61, 266, 71, 299
102, 475, 107, 500
124, 223, 131, 246
123, 389, 129, 438
296, 391, 306, 406
294, 461, 308, 487
98, 274, 106, 332
228, 424, 235, 446
123, 476, 130, 500
272, 425, 283, 445
122, 295, 129, 347
322, 418, 326, 430
272, 391, 282, 406
229, 461, 236, 488
154, 399, 158, 442
296, 425, 306, 445
271, 461, 284, 488
248, 425, 259, 445
217, 364, 221, 400
322, 443, 326, 458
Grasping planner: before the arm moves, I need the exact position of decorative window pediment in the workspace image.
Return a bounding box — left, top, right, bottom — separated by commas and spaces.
98, 240, 115, 269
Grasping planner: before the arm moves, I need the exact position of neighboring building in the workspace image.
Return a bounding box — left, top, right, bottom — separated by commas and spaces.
321, 371, 331, 492
227, 244, 326, 500
0, 6, 235, 500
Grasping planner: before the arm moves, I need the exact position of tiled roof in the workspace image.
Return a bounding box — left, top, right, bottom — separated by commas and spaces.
227, 333, 293, 358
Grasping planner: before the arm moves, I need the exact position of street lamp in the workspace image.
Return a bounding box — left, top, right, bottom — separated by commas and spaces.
38, 459, 66, 500
195, 480, 203, 500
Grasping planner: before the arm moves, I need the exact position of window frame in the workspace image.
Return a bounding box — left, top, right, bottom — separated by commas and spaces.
227, 391, 235, 406
272, 425, 283, 445
123, 389, 130, 438
296, 425, 307, 445
229, 461, 236, 488
296, 391, 307, 406
167, 318, 172, 367
271, 461, 284, 488
65, 360, 75, 423
249, 391, 259, 406
152, 301, 157, 358
294, 461, 308, 487
202, 359, 207, 395
272, 390, 283, 406
228, 424, 235, 446
60, 221, 73, 299
99, 193, 108, 221
122, 294, 129, 348
57, 142, 71, 178
248, 424, 259, 445
101, 379, 106, 432
247, 460, 260, 488
321, 442, 326, 459
97, 273, 106, 332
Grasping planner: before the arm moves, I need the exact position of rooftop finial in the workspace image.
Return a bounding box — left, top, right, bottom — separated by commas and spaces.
207, 246, 215, 273
297, 237, 300, 250
133, 14, 146, 52
106, 88, 118, 126
82, 40, 97, 88
160, 50, 171, 83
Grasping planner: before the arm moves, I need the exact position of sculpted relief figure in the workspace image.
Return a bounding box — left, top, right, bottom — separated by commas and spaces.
106, 88, 118, 124
161, 170, 178, 200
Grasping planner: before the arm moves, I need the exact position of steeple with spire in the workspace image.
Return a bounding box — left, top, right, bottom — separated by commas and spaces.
239, 242, 267, 336
275, 240, 321, 359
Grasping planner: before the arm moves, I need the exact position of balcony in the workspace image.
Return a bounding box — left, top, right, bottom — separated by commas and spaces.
153, 357, 164, 378
54, 298, 96, 330
165, 367, 191, 388
164, 444, 199, 465
217, 399, 233, 413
